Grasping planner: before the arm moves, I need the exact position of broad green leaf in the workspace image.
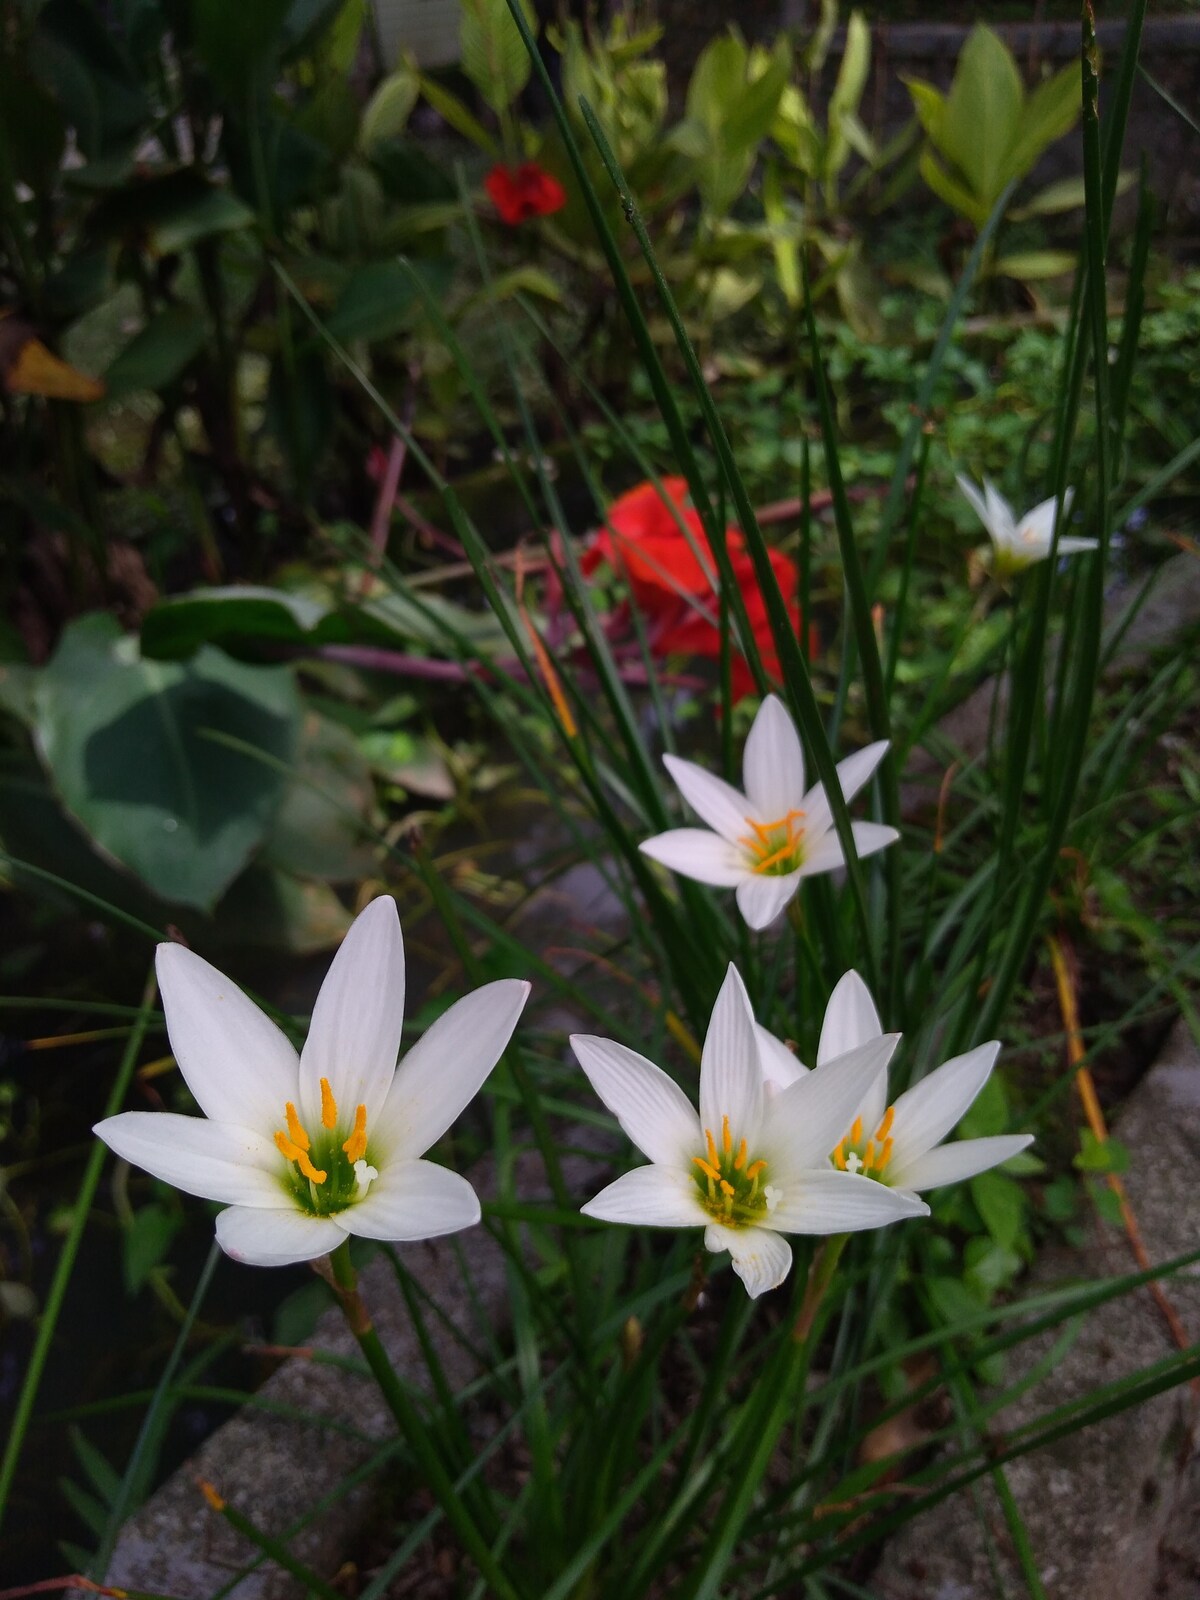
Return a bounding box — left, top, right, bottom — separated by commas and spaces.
903, 76, 944, 142
826, 11, 870, 180
325, 259, 423, 343
103, 307, 209, 397
1004, 59, 1079, 180
459, 0, 536, 115
33, 614, 301, 910
992, 249, 1076, 280
1011, 168, 1133, 219
149, 185, 256, 254
918, 146, 986, 227
969, 1171, 1027, 1251
122, 1203, 181, 1294
686, 33, 748, 134
360, 59, 420, 149
141, 586, 331, 661
941, 25, 1023, 210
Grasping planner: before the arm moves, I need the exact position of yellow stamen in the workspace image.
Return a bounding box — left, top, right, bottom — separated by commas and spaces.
876, 1105, 895, 1142
832, 1140, 846, 1170
734, 1137, 747, 1171
705, 1127, 719, 1168
879, 1137, 894, 1171
342, 1103, 369, 1164
719, 1179, 735, 1197
274, 1129, 327, 1185
320, 1077, 338, 1130
850, 1116, 863, 1147
864, 1139, 876, 1171
722, 1114, 732, 1156
693, 1156, 721, 1182
284, 1102, 309, 1151
745, 1159, 767, 1179
739, 809, 807, 874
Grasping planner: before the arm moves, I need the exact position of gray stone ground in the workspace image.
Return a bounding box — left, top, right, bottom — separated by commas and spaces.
876, 1020, 1200, 1600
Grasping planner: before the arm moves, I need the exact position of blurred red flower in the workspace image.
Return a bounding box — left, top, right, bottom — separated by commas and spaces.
485, 163, 567, 225
584, 477, 808, 700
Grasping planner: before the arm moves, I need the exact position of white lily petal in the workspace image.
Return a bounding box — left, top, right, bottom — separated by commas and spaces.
890, 1134, 1034, 1193
735, 870, 801, 929
581, 1164, 706, 1227
571, 1035, 701, 1167
765, 1034, 899, 1176
756, 1024, 807, 1092
662, 754, 755, 843
94, 1112, 289, 1207
1017, 494, 1061, 550
639, 829, 748, 887
742, 694, 805, 819
955, 474, 994, 538
983, 479, 1017, 548
299, 896, 406, 1131
887, 1041, 1002, 1172
215, 1205, 348, 1266
795, 830, 847, 875
817, 970, 883, 1066
719, 1225, 793, 1298
155, 944, 299, 1131
849, 821, 901, 859
768, 1169, 927, 1234
801, 823, 898, 878
699, 966, 764, 1146
802, 742, 891, 838
344, 1158, 481, 1240
1055, 537, 1099, 556
372, 980, 530, 1161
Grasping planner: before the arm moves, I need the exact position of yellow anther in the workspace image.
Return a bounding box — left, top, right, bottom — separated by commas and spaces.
275, 1130, 304, 1162
705, 1126, 719, 1168
879, 1137, 894, 1171
745, 1159, 767, 1179
850, 1116, 863, 1147
876, 1105, 895, 1142
320, 1077, 338, 1130
342, 1103, 368, 1164
722, 1115, 732, 1156
734, 1138, 747, 1171
296, 1150, 327, 1184
864, 1139, 877, 1171
284, 1102, 310, 1151
693, 1156, 721, 1182
832, 1140, 846, 1170
740, 810, 807, 874
719, 1179, 735, 1197
275, 1129, 326, 1184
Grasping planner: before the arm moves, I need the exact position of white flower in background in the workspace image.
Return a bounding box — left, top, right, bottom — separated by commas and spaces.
95, 898, 530, 1267
573, 965, 927, 1298
759, 970, 1033, 1198
956, 475, 1097, 576
640, 695, 899, 932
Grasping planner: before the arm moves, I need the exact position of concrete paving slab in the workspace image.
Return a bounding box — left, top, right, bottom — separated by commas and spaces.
876, 1019, 1200, 1600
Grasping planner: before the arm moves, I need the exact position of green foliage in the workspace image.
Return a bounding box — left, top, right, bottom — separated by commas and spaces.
30, 614, 301, 910
906, 23, 1083, 274
684, 31, 792, 218
460, 0, 536, 116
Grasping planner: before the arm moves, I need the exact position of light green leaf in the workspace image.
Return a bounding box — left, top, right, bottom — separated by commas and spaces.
992, 249, 1077, 280
104, 307, 209, 398
360, 58, 420, 150
459, 0, 536, 115
918, 146, 986, 227
941, 25, 1023, 210
1004, 59, 1079, 180
418, 73, 499, 157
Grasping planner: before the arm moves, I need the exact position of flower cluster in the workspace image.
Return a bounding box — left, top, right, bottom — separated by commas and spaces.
95, 685, 1029, 1303
583, 477, 806, 700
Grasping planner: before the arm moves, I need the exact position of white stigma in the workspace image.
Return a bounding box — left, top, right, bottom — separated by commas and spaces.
763, 1184, 781, 1214
844, 1151, 863, 1175
353, 1159, 379, 1197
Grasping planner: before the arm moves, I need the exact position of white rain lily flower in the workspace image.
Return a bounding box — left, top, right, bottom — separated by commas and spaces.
956, 475, 1097, 577
760, 970, 1033, 1199
573, 965, 927, 1298
640, 695, 900, 932
95, 898, 530, 1267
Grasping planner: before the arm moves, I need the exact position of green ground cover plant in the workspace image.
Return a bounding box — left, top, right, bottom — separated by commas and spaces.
1, 1, 1198, 1595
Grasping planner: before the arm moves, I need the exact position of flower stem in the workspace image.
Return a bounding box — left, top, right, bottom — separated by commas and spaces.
326, 1242, 525, 1600
793, 1232, 850, 1344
